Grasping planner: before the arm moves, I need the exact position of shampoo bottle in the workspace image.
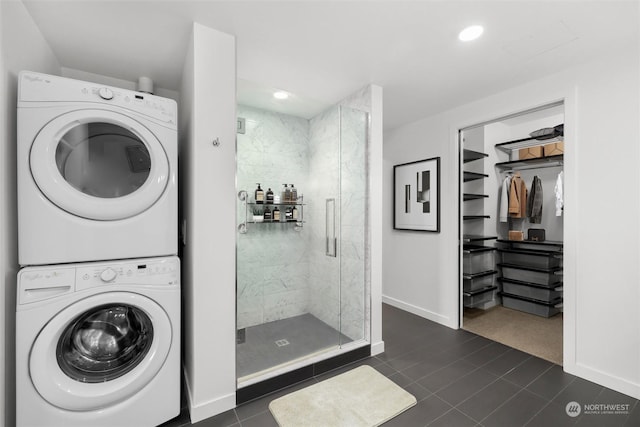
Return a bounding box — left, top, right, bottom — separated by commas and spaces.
290, 184, 297, 202
255, 184, 264, 204
282, 184, 290, 203
266, 188, 274, 204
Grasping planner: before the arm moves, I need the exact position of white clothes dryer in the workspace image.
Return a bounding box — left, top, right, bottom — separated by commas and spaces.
17, 71, 177, 266
16, 256, 180, 427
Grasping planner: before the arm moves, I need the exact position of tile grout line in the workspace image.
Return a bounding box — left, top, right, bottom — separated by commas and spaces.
430, 364, 499, 396
425, 406, 477, 427
523, 371, 578, 405
232, 409, 242, 426
445, 376, 504, 421
521, 400, 556, 427
498, 362, 556, 392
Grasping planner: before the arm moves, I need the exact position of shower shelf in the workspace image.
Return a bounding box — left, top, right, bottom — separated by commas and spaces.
238, 190, 304, 233
247, 202, 306, 206
247, 221, 305, 225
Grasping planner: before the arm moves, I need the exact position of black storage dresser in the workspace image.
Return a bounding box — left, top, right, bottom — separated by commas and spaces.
496, 240, 563, 317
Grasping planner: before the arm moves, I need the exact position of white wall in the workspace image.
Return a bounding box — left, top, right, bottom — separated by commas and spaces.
1, 2, 61, 426
383, 48, 640, 399
179, 23, 237, 422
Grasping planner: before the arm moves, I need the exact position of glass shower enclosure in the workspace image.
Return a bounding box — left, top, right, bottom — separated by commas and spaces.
236, 104, 369, 384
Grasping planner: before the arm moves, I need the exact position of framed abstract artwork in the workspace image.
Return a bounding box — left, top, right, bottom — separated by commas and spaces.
393, 157, 440, 232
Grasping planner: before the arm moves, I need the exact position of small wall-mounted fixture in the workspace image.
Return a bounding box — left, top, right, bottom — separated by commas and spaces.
237, 117, 246, 134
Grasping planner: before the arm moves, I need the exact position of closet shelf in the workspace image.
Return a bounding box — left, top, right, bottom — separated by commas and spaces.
463, 193, 489, 201
463, 171, 489, 182
463, 215, 490, 220
463, 235, 498, 243
495, 136, 564, 152
495, 155, 563, 171
496, 239, 563, 248
463, 149, 489, 163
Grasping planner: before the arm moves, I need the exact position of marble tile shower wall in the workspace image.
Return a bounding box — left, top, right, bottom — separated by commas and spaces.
236, 105, 310, 329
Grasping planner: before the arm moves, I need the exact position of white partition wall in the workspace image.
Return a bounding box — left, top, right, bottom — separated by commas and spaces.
179, 23, 237, 422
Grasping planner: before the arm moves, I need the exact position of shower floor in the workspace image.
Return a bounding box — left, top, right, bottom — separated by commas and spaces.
237, 313, 352, 379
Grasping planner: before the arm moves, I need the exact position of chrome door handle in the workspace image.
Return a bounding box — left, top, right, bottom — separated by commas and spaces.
326, 198, 336, 257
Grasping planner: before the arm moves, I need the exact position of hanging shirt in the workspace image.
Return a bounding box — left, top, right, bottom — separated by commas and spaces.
527, 175, 543, 224
555, 171, 564, 216
499, 175, 512, 222
509, 172, 527, 218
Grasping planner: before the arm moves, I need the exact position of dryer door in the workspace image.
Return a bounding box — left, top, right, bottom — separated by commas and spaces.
30, 109, 170, 220
30, 292, 172, 411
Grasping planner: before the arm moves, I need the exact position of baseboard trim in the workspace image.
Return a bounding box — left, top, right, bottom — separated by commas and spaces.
382, 295, 455, 328
183, 366, 236, 423
371, 340, 385, 356
566, 362, 640, 401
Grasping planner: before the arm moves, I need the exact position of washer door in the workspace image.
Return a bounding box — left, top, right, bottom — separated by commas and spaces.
30, 109, 169, 220
30, 292, 172, 411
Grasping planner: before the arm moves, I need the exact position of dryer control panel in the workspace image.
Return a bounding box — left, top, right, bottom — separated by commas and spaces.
18, 257, 180, 305
18, 71, 177, 128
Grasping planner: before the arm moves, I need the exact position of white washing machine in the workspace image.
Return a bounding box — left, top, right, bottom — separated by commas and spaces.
16, 256, 180, 427
17, 71, 177, 266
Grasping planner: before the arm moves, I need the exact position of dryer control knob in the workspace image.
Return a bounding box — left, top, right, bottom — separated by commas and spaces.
98, 87, 114, 100
100, 268, 117, 282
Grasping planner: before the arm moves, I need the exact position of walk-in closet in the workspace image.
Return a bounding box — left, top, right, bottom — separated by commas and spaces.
460, 102, 564, 365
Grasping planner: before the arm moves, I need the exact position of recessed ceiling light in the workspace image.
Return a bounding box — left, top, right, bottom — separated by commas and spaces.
459, 25, 484, 42
273, 91, 289, 100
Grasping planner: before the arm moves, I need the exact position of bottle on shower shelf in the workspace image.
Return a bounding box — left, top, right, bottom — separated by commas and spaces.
266, 188, 274, 204
273, 206, 281, 222
282, 184, 290, 203
255, 183, 264, 204
292, 205, 298, 221
263, 205, 272, 222
290, 184, 297, 202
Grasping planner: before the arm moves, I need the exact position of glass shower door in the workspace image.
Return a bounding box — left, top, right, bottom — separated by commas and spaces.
338, 106, 368, 345
235, 103, 368, 383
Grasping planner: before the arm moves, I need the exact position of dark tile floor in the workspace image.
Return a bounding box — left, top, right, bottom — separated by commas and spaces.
162, 304, 640, 427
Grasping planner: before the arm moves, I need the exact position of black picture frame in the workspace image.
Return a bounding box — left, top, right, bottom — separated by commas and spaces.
393, 157, 440, 232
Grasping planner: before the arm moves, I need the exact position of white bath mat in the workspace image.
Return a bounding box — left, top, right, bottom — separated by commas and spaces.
268, 365, 417, 427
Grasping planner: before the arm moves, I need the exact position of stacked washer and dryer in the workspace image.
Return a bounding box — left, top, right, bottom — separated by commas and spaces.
16, 72, 181, 427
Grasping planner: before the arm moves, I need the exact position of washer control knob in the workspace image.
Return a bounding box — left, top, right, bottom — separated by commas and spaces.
100, 268, 117, 282
98, 87, 114, 100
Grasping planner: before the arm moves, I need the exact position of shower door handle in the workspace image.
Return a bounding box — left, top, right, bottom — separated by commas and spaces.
326, 198, 337, 257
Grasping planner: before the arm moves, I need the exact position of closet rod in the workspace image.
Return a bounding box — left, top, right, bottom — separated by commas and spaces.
498, 161, 563, 172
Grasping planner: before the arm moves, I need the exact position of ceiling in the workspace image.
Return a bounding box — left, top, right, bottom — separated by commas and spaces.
21, 1, 639, 130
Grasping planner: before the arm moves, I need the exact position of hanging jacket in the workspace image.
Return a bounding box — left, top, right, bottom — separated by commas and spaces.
527, 175, 543, 224
509, 172, 527, 218
555, 171, 564, 216
499, 175, 511, 222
